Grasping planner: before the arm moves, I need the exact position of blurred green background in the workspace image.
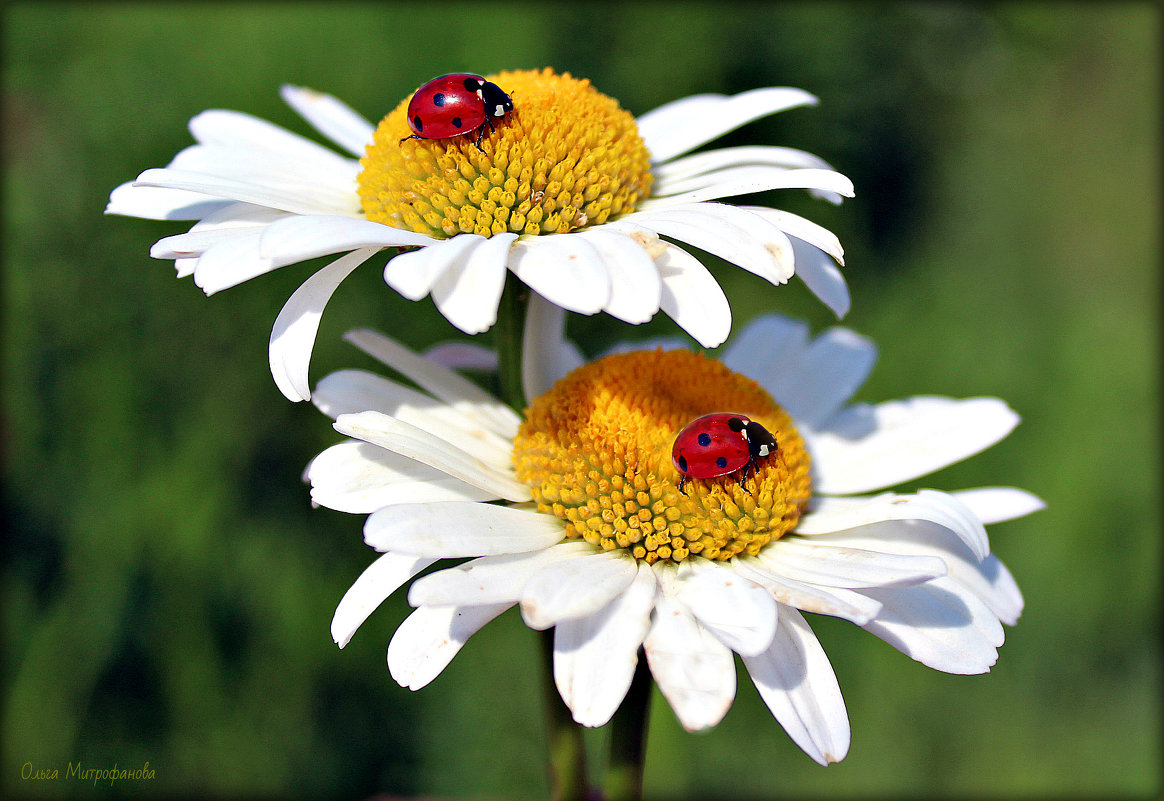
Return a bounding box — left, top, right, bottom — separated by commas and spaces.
3, 2, 1158, 799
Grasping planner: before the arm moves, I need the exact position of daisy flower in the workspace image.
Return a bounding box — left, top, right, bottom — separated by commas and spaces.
308, 305, 1040, 765
106, 69, 853, 402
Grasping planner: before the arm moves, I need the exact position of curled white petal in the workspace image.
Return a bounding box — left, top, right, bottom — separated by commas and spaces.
798, 490, 990, 562
269, 247, 377, 402
331, 552, 435, 648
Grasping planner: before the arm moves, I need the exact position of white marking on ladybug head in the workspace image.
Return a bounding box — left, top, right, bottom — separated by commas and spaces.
756, 444, 771, 457
493, 104, 506, 116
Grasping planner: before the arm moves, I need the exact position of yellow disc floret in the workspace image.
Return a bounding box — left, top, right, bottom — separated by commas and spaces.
513, 350, 812, 565
358, 68, 653, 238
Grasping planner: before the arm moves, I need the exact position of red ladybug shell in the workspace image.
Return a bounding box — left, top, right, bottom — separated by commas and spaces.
672, 413, 753, 480
404, 73, 513, 142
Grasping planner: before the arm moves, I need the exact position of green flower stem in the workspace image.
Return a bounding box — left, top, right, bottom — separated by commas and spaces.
493, 273, 589, 801
540, 629, 590, 801
603, 653, 651, 801
494, 272, 530, 414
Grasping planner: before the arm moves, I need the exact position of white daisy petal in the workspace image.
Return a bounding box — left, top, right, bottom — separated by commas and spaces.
151, 206, 290, 259
188, 108, 355, 171
809, 397, 1021, 496
624, 203, 796, 287
422, 341, 499, 373
646, 238, 732, 348
387, 603, 511, 690
643, 593, 736, 732
189, 227, 276, 295
725, 316, 875, 428
798, 490, 990, 562
508, 235, 611, 316
331, 552, 436, 648
520, 551, 640, 630
722, 313, 808, 390
638, 167, 854, 210
653, 145, 837, 184
743, 606, 850, 765
364, 501, 561, 557
741, 206, 845, 265
523, 292, 587, 402
671, 560, 778, 657
335, 411, 531, 502
306, 440, 497, 513
732, 558, 883, 625
789, 237, 851, 318
279, 84, 376, 157
408, 543, 594, 608
384, 234, 484, 302
165, 144, 359, 200
554, 562, 657, 727
951, 487, 1047, 524
574, 229, 663, 324
313, 370, 514, 469
106, 181, 233, 220
762, 538, 947, 588
344, 329, 521, 439
259, 214, 435, 265
806, 521, 1025, 626
637, 87, 819, 163
132, 167, 354, 216
175, 257, 197, 278
858, 577, 1004, 674
268, 248, 376, 402
431, 233, 516, 335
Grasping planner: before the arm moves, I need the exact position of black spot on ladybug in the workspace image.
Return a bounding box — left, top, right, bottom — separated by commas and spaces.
716, 456, 728, 469
678, 455, 688, 471
462, 77, 479, 91
451, 116, 463, 129
431, 92, 446, 107
698, 433, 711, 447
412, 115, 423, 132
727, 417, 746, 432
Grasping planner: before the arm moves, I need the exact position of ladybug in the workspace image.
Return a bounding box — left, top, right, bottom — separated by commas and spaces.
671, 413, 778, 495
400, 73, 514, 151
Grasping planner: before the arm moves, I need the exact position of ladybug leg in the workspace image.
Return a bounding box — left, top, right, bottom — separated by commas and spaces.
474, 116, 497, 152
737, 458, 756, 494
399, 134, 424, 144
677, 473, 688, 496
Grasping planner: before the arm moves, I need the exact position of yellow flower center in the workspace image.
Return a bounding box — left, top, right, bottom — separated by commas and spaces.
357, 68, 653, 238
513, 350, 812, 565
